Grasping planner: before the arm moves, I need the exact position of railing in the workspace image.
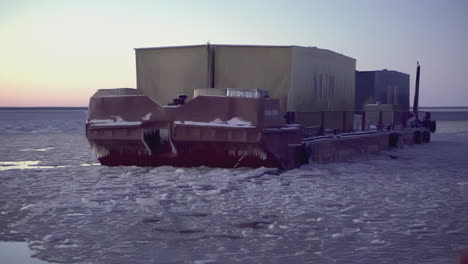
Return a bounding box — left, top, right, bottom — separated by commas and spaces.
291, 110, 431, 137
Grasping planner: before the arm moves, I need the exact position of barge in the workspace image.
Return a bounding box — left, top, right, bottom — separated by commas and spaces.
85, 45, 435, 169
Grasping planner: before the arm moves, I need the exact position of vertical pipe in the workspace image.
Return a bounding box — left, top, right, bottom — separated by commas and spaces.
206, 43, 215, 88
206, 43, 210, 88
342, 111, 347, 133
320, 111, 325, 135
403, 111, 407, 128
378, 111, 383, 131
413, 62, 421, 120
362, 111, 366, 131
210, 46, 215, 88
135, 49, 140, 95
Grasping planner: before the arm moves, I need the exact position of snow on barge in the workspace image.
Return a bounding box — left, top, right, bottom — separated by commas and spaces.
86, 45, 436, 169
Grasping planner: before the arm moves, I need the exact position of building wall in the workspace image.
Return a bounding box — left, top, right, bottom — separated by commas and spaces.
355, 70, 410, 111
290, 47, 356, 130
290, 46, 356, 112
135, 45, 209, 105
214, 46, 292, 113
374, 70, 410, 111
134, 44, 356, 130
355, 71, 376, 110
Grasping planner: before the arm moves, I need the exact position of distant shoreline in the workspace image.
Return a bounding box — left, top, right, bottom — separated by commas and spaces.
0, 107, 88, 110
419, 106, 468, 109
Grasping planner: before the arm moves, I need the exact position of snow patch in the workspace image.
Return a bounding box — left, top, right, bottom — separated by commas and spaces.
79, 163, 100, 167
355, 247, 369, 251
89, 116, 141, 127
90, 121, 142, 127
446, 228, 464, 234
226, 117, 252, 126
113, 116, 124, 122
340, 205, 356, 213
370, 239, 385, 244
175, 117, 254, 128
88, 119, 114, 124
43, 234, 54, 242
18, 147, 55, 152
142, 112, 152, 121
20, 204, 35, 210
0, 161, 66, 171
55, 244, 78, 249
331, 233, 344, 238
194, 260, 216, 264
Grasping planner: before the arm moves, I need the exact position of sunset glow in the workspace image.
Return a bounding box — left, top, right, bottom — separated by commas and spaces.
1, 0, 467, 106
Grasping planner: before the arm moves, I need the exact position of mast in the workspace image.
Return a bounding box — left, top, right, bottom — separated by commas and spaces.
413, 62, 421, 120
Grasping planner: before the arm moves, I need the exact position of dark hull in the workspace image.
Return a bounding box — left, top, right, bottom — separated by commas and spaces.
98, 149, 278, 168
86, 92, 435, 169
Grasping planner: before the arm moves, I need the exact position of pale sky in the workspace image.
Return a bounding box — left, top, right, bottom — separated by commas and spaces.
0, 0, 467, 106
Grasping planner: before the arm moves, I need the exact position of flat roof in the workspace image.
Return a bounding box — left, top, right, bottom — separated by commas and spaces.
356, 70, 409, 76
134, 44, 297, 50
134, 44, 355, 61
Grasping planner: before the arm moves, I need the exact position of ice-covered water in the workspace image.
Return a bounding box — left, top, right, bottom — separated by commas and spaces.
1, 109, 468, 264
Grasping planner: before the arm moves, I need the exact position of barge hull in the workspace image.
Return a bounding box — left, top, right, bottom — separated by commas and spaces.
305, 128, 431, 163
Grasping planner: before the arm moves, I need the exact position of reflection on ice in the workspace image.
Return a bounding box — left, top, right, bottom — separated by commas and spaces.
0, 242, 54, 264
78, 163, 100, 167
0, 161, 100, 171
18, 147, 55, 152
0, 161, 65, 171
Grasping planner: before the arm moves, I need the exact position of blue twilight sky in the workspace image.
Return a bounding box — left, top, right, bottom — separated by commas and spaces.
0, 0, 467, 106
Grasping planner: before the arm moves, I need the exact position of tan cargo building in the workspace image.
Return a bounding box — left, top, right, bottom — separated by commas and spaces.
135, 44, 356, 130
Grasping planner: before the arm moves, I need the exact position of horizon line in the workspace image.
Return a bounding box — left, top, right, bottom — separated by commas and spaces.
0, 106, 88, 110
1, 106, 468, 110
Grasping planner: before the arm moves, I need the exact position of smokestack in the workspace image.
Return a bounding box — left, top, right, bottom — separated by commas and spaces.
413, 62, 421, 120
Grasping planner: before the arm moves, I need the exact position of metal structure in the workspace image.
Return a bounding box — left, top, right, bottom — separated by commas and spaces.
86, 46, 436, 169
355, 69, 410, 111
413, 62, 421, 120
135, 44, 356, 130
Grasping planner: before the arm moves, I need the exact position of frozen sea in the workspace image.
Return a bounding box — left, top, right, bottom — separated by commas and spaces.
0, 108, 467, 264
